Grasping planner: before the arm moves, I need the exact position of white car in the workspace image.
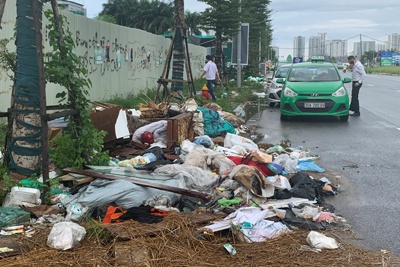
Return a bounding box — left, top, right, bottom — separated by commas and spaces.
266, 63, 292, 107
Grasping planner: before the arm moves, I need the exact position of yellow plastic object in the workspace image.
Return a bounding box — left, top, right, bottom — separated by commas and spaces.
201, 84, 208, 91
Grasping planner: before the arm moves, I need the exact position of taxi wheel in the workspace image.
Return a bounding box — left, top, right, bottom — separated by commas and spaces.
339, 115, 349, 122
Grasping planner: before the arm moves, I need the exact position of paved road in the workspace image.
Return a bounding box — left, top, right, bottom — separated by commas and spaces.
248, 73, 400, 255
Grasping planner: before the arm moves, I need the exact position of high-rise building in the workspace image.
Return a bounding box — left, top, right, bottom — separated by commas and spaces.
318, 32, 327, 56
326, 40, 348, 58
308, 36, 320, 58
308, 32, 327, 58
293, 36, 305, 57
353, 41, 376, 59
388, 33, 400, 51
377, 44, 387, 52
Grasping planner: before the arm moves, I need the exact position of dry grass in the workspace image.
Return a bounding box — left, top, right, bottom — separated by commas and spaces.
1, 212, 399, 267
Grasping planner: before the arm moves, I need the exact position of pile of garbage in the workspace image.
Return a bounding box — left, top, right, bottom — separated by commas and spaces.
1, 98, 398, 266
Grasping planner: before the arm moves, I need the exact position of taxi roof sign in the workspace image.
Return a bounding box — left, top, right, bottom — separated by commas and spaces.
311, 56, 325, 62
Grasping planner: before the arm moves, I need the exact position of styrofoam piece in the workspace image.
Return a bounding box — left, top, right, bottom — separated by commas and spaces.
10, 187, 41, 205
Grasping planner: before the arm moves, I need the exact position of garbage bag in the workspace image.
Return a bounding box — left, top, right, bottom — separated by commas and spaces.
306, 231, 339, 249
47, 221, 86, 250
289, 172, 325, 203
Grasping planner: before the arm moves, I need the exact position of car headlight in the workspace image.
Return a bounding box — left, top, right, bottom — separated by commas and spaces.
283, 87, 298, 97
332, 87, 346, 97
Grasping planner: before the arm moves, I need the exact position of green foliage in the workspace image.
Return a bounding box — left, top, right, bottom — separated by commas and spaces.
44, 10, 109, 169
199, 0, 241, 38
50, 129, 109, 169
94, 14, 117, 24
0, 119, 6, 149
101, 0, 174, 34
0, 38, 17, 80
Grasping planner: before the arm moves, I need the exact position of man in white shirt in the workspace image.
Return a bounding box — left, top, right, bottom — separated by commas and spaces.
344, 55, 366, 116
200, 55, 221, 101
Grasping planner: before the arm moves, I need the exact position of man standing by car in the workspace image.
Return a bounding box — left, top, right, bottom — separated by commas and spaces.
200, 55, 220, 101
344, 55, 366, 116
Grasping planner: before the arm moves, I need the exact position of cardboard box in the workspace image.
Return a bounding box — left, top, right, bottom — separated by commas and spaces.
90, 105, 130, 143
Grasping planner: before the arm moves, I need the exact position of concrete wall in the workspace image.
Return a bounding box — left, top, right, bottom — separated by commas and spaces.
0, 1, 206, 112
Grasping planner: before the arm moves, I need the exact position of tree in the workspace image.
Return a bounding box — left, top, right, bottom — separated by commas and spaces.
7, 0, 43, 177
241, 0, 273, 70
185, 11, 201, 36
94, 14, 117, 24
199, 0, 241, 77
101, 0, 174, 34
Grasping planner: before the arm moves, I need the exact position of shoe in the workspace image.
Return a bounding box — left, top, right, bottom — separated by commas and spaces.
349, 112, 360, 116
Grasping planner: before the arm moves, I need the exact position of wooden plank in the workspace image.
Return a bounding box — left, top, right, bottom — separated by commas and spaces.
62, 168, 211, 201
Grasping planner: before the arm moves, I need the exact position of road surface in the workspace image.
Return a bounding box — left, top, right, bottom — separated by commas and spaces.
249, 72, 400, 255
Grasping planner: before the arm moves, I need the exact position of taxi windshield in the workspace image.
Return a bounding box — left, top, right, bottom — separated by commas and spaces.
288, 66, 339, 82
275, 66, 290, 78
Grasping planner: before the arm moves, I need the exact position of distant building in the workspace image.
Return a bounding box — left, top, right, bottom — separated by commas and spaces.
377, 44, 387, 52
326, 39, 348, 58
308, 32, 327, 58
57, 0, 87, 16
388, 33, 400, 51
308, 36, 320, 58
353, 41, 376, 59
318, 32, 327, 56
293, 36, 305, 57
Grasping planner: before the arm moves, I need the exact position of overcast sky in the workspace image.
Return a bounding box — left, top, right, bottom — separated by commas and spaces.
84, 0, 400, 59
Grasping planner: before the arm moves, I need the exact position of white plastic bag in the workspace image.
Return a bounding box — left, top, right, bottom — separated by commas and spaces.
47, 221, 86, 250
224, 133, 258, 151
306, 231, 339, 249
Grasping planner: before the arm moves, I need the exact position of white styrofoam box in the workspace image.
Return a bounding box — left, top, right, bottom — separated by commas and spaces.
10, 187, 41, 205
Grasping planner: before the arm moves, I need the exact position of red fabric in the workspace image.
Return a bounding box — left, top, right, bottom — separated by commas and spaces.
227, 156, 274, 177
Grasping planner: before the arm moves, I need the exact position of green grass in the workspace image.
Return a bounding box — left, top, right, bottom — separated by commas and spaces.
365, 66, 400, 75
104, 78, 265, 114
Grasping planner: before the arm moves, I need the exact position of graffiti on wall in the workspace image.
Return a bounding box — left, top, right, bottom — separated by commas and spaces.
42, 24, 205, 81
73, 30, 170, 77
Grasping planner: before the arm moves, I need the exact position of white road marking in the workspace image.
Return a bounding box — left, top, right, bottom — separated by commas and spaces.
396, 90, 400, 93
367, 84, 374, 86
397, 128, 400, 131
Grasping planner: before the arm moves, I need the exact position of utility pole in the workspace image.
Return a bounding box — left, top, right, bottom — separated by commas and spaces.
236, 0, 241, 88
359, 34, 363, 63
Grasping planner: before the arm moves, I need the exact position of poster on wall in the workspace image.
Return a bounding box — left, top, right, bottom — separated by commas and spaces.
105, 46, 110, 62
94, 45, 103, 64
117, 49, 122, 68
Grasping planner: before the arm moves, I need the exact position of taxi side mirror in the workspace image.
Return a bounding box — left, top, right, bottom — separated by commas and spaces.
276, 78, 285, 84
343, 77, 352, 83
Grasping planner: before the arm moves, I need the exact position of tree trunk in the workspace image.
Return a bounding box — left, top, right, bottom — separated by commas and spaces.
7, 0, 42, 178
171, 0, 185, 93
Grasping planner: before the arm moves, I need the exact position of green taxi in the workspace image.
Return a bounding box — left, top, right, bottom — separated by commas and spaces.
277, 56, 352, 121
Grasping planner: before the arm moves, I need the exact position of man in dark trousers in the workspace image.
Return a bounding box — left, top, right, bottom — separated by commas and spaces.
344, 55, 366, 116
